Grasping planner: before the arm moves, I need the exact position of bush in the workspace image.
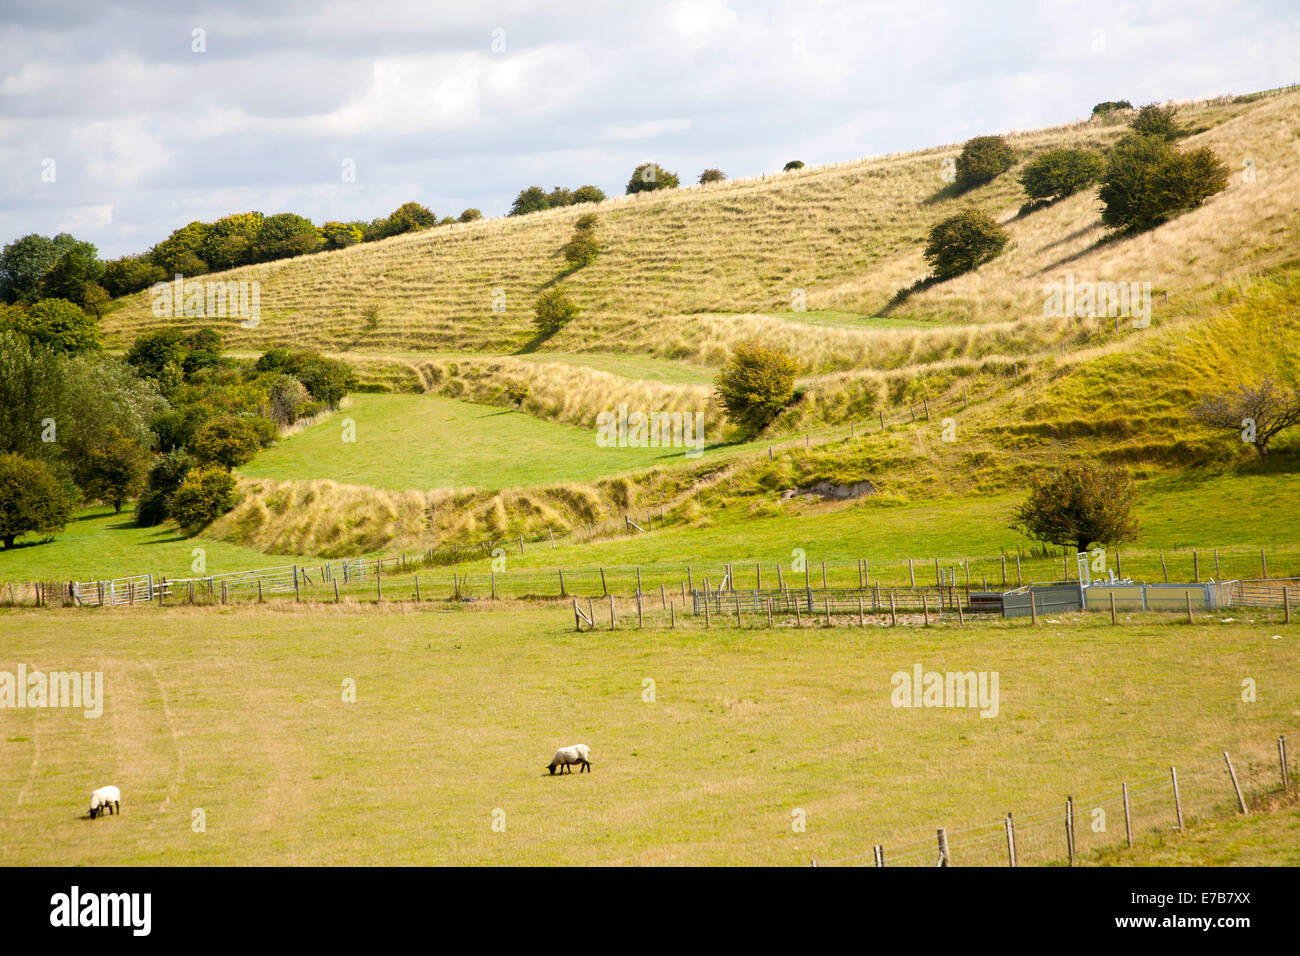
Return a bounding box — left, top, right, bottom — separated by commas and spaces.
699, 169, 726, 184
297, 356, 356, 406
458, 208, 483, 223
1012, 462, 1139, 554
1098, 135, 1229, 233
572, 185, 606, 204
563, 215, 600, 268
625, 163, 680, 194
1130, 103, 1183, 140
78, 427, 150, 513
504, 382, 530, 406
190, 415, 262, 470
101, 255, 167, 297
1091, 100, 1133, 117
1018, 148, 1104, 202
510, 186, 550, 216
955, 135, 1016, 190
533, 287, 579, 335
17, 298, 100, 353
714, 341, 799, 433
783, 160, 805, 171
254, 213, 322, 261
127, 328, 188, 378
267, 374, 311, 425
923, 209, 1009, 280
547, 187, 574, 208
0, 452, 78, 549
321, 221, 363, 249
168, 465, 240, 535
135, 449, 193, 526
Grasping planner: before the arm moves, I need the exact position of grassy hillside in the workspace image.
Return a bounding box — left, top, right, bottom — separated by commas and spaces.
2, 606, 1294, 865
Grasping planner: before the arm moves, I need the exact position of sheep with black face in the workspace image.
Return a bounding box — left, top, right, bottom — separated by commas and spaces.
547, 744, 591, 775
89, 785, 121, 819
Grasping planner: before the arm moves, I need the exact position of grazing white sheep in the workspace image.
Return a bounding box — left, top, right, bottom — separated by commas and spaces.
88, 785, 121, 819
547, 744, 591, 775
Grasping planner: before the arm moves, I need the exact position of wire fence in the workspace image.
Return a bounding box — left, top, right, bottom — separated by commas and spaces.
817, 733, 1296, 867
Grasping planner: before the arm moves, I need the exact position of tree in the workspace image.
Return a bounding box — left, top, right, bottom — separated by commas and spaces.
39, 241, 104, 305
167, 465, 240, 535
0, 452, 78, 549
955, 135, 1016, 190
127, 328, 189, 378
699, 169, 727, 184
1130, 103, 1183, 140
572, 185, 606, 204
783, 160, 805, 171
0, 330, 65, 460
190, 415, 262, 470
923, 209, 1009, 280
1011, 462, 1140, 556
321, 221, 363, 249
1098, 134, 1229, 232
0, 233, 80, 303
101, 255, 167, 297
15, 298, 101, 354
80, 283, 111, 320
562, 215, 600, 268
386, 202, 437, 234
534, 287, 579, 335
254, 213, 322, 261
510, 186, 551, 216
547, 187, 574, 208
79, 427, 149, 513
714, 341, 799, 433
136, 449, 193, 526
151, 221, 211, 275
200, 211, 265, 269
626, 163, 680, 194
458, 208, 483, 222
1018, 148, 1105, 202
296, 356, 356, 406
1191, 378, 1300, 458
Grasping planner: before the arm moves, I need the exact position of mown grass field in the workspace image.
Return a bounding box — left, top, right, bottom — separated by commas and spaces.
239, 393, 747, 491
1, 605, 1295, 866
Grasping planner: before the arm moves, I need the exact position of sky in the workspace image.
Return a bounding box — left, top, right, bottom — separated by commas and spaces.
0, 0, 1296, 259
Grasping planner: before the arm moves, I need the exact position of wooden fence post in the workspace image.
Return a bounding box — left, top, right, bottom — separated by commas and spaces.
257, 580, 263, 604
1029, 591, 1038, 625
1160, 552, 1167, 582
767, 597, 773, 628
558, 569, 565, 597
1016, 554, 1022, 586
490, 570, 496, 600
873, 845, 884, 867
704, 595, 710, 629
937, 828, 950, 867
922, 592, 929, 626
908, 558, 915, 588
1171, 766, 1184, 831
1122, 783, 1133, 848
1001, 555, 1006, 586
1224, 752, 1248, 814
1284, 588, 1291, 625
1214, 550, 1220, 578
1066, 797, 1076, 866
1110, 591, 1117, 625
1185, 591, 1194, 623
333, 580, 340, 603
889, 592, 897, 627
1279, 736, 1289, 791
609, 594, 617, 631
1193, 549, 1199, 582
857, 596, 864, 627
1261, 548, 1268, 578
1005, 813, 1016, 867
573, 599, 582, 632
414, 576, 421, 601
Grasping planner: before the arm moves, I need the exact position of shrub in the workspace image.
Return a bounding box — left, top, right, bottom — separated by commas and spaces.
714, 341, 799, 433
572, 185, 606, 204
268, 374, 311, 425
0, 452, 78, 549
955, 135, 1016, 190
101, 255, 167, 297
1091, 100, 1133, 117
385, 202, 437, 233
1098, 135, 1229, 233
625, 163, 680, 194
1, 232, 82, 304
1018, 148, 1105, 202
190, 415, 262, 470
783, 160, 805, 171
458, 208, 483, 222
1130, 103, 1183, 140
563, 215, 600, 268
78, 427, 150, 513
547, 187, 574, 208
254, 213, 322, 261
39, 241, 105, 306
504, 381, 530, 406
923, 209, 1009, 280
297, 356, 356, 406
17, 298, 100, 353
534, 287, 579, 335
168, 465, 240, 535
127, 328, 188, 378
1191, 378, 1300, 458
510, 186, 550, 216
699, 169, 726, 183
135, 449, 193, 526
321, 221, 363, 249
1012, 461, 1139, 554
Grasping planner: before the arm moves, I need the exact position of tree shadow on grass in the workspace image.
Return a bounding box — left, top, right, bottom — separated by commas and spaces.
879, 275, 940, 316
